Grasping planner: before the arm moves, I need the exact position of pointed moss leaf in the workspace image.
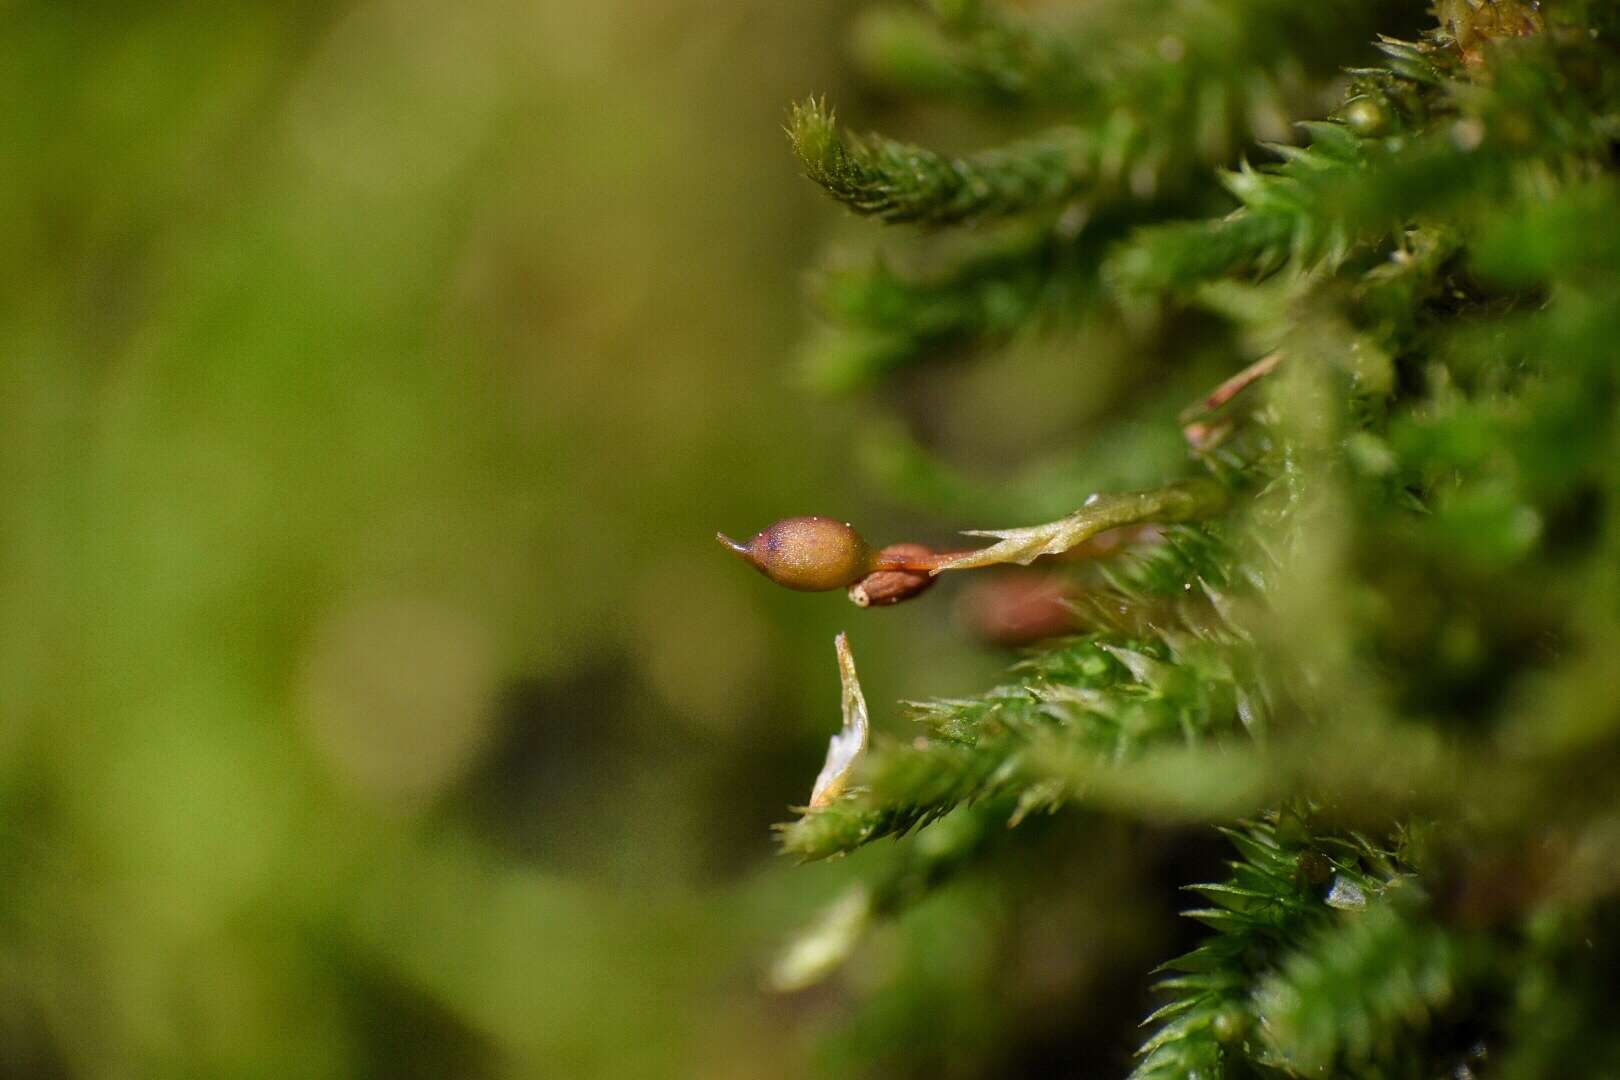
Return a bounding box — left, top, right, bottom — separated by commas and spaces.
934, 480, 1230, 571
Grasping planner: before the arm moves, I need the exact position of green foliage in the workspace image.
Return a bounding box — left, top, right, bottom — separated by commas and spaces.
849, 1, 1093, 107
1253, 898, 1464, 1076
789, 97, 1099, 223
802, 219, 1116, 391
1132, 815, 1407, 1079
1112, 32, 1620, 295
791, 0, 1424, 224
765, 0, 1620, 1074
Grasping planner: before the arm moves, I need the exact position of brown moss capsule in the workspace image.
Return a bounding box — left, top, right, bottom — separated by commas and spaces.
848, 543, 938, 607
717, 516, 876, 592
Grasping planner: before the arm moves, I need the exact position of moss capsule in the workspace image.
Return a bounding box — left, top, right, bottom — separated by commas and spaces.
718, 516, 876, 591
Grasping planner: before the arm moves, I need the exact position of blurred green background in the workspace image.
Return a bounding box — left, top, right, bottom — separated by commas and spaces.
0, 1, 1073, 1075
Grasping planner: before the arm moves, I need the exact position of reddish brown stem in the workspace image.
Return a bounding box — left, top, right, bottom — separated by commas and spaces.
1180, 351, 1281, 417
1179, 352, 1283, 451
873, 548, 981, 573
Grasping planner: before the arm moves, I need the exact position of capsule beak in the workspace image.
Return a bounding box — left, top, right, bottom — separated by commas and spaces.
716, 531, 753, 562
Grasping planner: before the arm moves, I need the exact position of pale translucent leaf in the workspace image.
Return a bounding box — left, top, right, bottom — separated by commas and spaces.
769, 884, 872, 992
810, 632, 870, 808
1325, 875, 1368, 911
